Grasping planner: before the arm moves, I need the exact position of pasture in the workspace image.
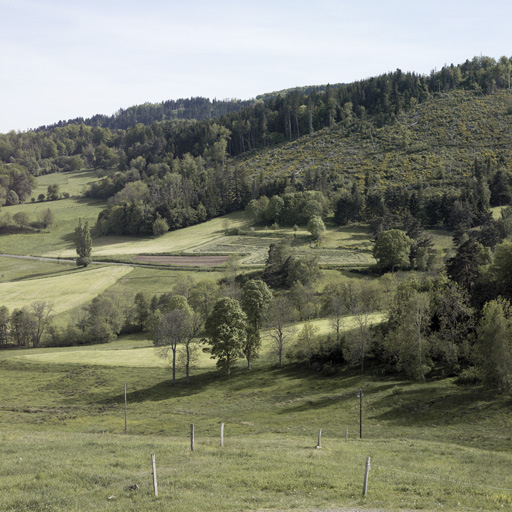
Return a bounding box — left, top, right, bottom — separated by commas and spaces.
0, 196, 106, 256
0, 265, 132, 313
32, 169, 101, 198
1, 342, 511, 511
0, 170, 496, 512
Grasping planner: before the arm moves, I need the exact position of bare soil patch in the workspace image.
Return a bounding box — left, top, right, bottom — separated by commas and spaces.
133, 254, 229, 266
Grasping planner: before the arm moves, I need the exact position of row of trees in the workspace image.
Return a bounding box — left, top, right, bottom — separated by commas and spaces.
3, 234, 511, 392
0, 301, 53, 348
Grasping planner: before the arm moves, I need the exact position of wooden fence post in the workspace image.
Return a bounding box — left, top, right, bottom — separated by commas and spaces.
190, 423, 195, 451
363, 456, 371, 496
316, 428, 322, 448
124, 383, 128, 435
221, 422, 224, 447
359, 389, 363, 439
151, 454, 158, 497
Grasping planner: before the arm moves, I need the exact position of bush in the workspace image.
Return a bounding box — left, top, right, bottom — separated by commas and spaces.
152, 215, 169, 237
76, 257, 91, 267
321, 362, 338, 376
455, 366, 481, 386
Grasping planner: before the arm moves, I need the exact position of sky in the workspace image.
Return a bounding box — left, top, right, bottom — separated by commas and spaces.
1, 0, 511, 133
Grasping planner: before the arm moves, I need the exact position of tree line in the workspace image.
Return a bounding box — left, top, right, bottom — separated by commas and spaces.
4, 225, 512, 394
1, 55, 511, 194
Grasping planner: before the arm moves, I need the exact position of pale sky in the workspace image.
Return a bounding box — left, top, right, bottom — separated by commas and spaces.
1, 0, 511, 133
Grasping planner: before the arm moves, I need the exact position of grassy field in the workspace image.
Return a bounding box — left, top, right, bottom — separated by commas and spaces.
1, 312, 384, 369
0, 256, 77, 283
32, 169, 101, 198
1, 341, 511, 511
0, 170, 505, 512
0, 196, 106, 256
0, 265, 132, 313
43, 211, 248, 259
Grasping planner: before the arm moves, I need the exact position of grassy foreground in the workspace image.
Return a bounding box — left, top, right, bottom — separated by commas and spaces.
2, 428, 511, 512
1, 338, 512, 511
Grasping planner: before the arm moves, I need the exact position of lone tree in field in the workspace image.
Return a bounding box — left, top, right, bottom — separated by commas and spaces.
205, 297, 247, 376
74, 218, 92, 267
307, 215, 326, 244
373, 229, 412, 272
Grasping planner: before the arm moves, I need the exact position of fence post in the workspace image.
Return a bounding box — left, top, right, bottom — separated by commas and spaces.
124, 382, 128, 435
151, 454, 158, 497
221, 422, 224, 447
363, 456, 371, 496
316, 428, 322, 448
190, 423, 195, 451
358, 389, 363, 439
345, 426, 348, 442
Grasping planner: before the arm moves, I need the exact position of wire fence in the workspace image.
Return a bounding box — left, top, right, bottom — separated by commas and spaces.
3, 431, 512, 511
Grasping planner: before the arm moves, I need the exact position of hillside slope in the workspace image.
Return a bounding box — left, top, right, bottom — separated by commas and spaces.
231, 89, 512, 190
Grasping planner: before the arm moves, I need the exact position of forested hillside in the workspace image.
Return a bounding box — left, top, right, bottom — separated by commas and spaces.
36, 97, 257, 131
1, 55, 512, 238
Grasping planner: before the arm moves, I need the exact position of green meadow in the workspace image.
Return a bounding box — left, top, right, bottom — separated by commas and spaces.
1, 346, 511, 512
0, 169, 508, 512
0, 196, 106, 256
0, 265, 132, 313
31, 169, 101, 198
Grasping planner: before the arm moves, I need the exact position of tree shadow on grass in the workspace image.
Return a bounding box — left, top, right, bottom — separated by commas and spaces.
102, 368, 233, 404
277, 382, 400, 415
371, 384, 512, 427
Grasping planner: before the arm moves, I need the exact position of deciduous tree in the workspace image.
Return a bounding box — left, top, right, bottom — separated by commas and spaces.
266, 295, 297, 366
373, 229, 412, 272
477, 298, 512, 393
241, 279, 272, 331
205, 298, 247, 375
74, 218, 92, 267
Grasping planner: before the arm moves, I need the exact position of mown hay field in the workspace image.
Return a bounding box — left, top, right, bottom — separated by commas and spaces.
0, 265, 132, 313
43, 211, 248, 258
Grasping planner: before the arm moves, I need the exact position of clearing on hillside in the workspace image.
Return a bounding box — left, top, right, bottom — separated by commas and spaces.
43, 211, 247, 258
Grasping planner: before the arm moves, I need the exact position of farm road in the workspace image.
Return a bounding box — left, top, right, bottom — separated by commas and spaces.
0, 253, 133, 267
0, 253, 219, 269
0, 253, 207, 268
